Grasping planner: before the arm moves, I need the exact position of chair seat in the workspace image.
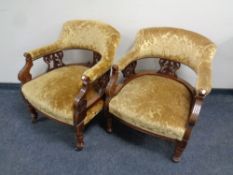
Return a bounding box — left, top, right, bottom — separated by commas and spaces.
109, 75, 192, 140
22, 65, 104, 125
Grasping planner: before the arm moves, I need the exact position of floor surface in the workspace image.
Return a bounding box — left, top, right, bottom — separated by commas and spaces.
0, 88, 232, 175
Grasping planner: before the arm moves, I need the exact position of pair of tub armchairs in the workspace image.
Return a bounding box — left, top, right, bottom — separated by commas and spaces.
18, 20, 216, 162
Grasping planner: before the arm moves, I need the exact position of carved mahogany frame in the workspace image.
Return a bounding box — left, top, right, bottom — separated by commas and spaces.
18, 50, 110, 150
105, 57, 207, 162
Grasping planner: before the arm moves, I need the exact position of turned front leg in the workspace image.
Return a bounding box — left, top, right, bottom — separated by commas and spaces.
73, 75, 90, 150
75, 123, 84, 150
172, 140, 187, 162
26, 101, 38, 123
106, 111, 113, 133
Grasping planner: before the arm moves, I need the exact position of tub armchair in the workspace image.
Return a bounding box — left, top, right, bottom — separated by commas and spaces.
18, 20, 120, 150
105, 27, 216, 162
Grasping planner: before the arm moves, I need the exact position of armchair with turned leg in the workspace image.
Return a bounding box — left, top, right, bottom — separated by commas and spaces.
18, 20, 120, 150
105, 27, 216, 162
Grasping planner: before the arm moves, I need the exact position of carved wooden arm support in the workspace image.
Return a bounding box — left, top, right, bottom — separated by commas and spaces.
18, 54, 33, 85
105, 60, 138, 108
18, 51, 65, 85
73, 71, 108, 126
188, 90, 207, 127
73, 76, 90, 126
106, 60, 137, 101
105, 65, 121, 99
182, 90, 207, 142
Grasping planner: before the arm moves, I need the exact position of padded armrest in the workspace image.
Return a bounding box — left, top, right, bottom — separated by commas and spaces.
117, 50, 139, 71
83, 58, 112, 82
195, 61, 212, 95
25, 41, 62, 60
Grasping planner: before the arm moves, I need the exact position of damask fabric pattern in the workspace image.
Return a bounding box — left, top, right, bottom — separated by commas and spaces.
25, 20, 121, 82
117, 27, 216, 94
109, 75, 192, 141
22, 65, 104, 125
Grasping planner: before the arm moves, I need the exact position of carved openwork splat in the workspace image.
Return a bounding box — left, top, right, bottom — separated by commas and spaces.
92, 51, 110, 94
43, 51, 65, 71
93, 52, 101, 65
94, 70, 111, 94
122, 61, 137, 78
158, 58, 181, 77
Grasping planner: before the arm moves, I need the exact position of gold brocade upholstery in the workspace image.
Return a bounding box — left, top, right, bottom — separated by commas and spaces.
22, 65, 104, 125
25, 20, 120, 82
109, 75, 192, 140
117, 27, 216, 94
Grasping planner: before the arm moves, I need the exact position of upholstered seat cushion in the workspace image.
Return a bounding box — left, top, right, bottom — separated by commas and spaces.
109, 75, 192, 140
22, 65, 104, 125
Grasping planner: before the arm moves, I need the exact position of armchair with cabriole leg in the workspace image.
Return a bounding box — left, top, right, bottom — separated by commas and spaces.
18, 20, 120, 150
105, 27, 216, 162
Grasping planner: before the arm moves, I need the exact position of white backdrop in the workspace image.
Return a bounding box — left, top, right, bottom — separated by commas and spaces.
0, 0, 233, 88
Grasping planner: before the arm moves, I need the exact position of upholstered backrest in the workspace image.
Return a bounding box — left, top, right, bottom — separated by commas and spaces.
59, 20, 120, 61
27, 20, 120, 62
118, 27, 216, 73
